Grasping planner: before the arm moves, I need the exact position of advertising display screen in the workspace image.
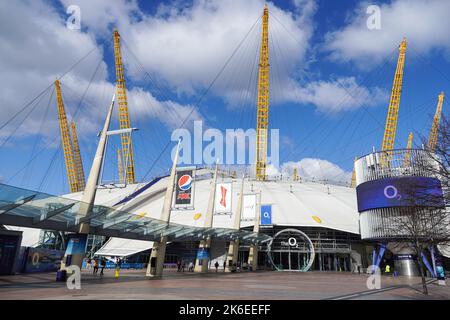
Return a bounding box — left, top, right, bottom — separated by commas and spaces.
65, 234, 87, 255
175, 169, 194, 207
356, 176, 444, 212
23, 247, 64, 273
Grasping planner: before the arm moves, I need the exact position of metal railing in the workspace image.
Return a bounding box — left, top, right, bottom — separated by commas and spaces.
355, 149, 439, 185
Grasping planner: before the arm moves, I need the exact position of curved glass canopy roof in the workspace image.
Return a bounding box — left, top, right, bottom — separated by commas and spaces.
0, 183, 271, 245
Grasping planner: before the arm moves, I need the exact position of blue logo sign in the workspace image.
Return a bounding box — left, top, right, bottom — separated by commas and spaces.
356, 177, 444, 212
261, 205, 272, 225
196, 248, 209, 260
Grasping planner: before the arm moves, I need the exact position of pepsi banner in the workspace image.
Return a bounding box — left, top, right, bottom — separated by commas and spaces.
175, 168, 194, 207
261, 205, 272, 225
356, 176, 445, 213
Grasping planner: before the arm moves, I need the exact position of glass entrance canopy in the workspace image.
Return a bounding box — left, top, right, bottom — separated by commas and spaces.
0, 183, 271, 245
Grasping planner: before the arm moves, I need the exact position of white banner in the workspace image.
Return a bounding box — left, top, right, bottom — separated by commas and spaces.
215, 182, 232, 213
242, 194, 257, 220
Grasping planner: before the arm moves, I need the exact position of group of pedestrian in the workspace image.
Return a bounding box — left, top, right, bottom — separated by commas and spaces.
214, 261, 227, 272
176, 260, 195, 272
85, 257, 107, 276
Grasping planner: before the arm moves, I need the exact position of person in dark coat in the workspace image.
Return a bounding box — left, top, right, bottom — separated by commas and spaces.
100, 257, 107, 276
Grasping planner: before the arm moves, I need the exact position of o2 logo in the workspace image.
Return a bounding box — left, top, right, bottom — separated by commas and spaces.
384, 185, 402, 200
66, 5, 81, 30
32, 252, 40, 267
281, 237, 299, 248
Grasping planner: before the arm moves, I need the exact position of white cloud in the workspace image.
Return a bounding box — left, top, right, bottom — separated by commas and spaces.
0, 0, 196, 142
55, 0, 388, 114
282, 158, 351, 183
127, 87, 202, 130
284, 77, 388, 113
324, 0, 450, 66
62, 0, 317, 99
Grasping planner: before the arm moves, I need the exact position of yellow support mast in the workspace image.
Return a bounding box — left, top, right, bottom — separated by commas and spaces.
117, 148, 124, 184
114, 29, 136, 184
350, 157, 357, 188
381, 38, 407, 161
54, 80, 78, 193
71, 121, 86, 191
293, 168, 299, 182
255, 4, 270, 180
403, 132, 413, 167
428, 92, 445, 152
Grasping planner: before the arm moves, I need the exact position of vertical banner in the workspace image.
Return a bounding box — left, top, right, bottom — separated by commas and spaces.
175, 168, 195, 208
260, 204, 272, 225
214, 182, 232, 214
64, 233, 88, 266
242, 194, 257, 220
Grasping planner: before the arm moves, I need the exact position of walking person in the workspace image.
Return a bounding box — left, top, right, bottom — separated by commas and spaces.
177, 260, 181, 272
100, 257, 106, 276
86, 258, 91, 270
93, 258, 99, 275
223, 260, 226, 272
214, 261, 219, 272
182, 261, 186, 272
385, 264, 391, 275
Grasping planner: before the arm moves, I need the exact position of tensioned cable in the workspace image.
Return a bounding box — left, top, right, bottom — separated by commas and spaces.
0, 46, 101, 132
6, 54, 105, 190
0, 89, 49, 149
21, 87, 55, 187
133, 15, 263, 188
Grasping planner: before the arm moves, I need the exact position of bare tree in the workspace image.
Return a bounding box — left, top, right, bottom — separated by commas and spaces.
382, 115, 450, 294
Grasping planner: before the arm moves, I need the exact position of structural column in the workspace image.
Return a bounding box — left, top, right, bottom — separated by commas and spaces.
146, 140, 181, 278
248, 191, 261, 271
194, 162, 218, 273
225, 176, 245, 272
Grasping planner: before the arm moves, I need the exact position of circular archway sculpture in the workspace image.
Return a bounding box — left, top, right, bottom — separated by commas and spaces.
267, 228, 315, 272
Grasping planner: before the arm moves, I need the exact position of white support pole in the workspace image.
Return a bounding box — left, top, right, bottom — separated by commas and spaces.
60, 94, 116, 271
194, 161, 219, 273
248, 190, 261, 271
146, 140, 181, 278
226, 175, 244, 272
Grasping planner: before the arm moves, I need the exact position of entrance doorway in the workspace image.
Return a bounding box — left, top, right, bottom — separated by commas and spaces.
267, 229, 315, 272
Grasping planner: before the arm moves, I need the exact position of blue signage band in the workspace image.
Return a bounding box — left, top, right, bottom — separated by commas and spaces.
356, 176, 444, 213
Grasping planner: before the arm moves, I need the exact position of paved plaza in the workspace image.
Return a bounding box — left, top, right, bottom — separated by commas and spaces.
0, 269, 449, 300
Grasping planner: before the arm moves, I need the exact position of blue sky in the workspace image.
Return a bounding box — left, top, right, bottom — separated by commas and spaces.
0, 0, 450, 195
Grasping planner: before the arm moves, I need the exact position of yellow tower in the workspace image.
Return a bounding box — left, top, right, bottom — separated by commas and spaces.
381, 38, 407, 157
293, 168, 299, 182
255, 5, 270, 180
54, 80, 79, 193
71, 121, 86, 191
350, 157, 357, 188
114, 29, 136, 184
428, 92, 445, 152
403, 132, 413, 167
